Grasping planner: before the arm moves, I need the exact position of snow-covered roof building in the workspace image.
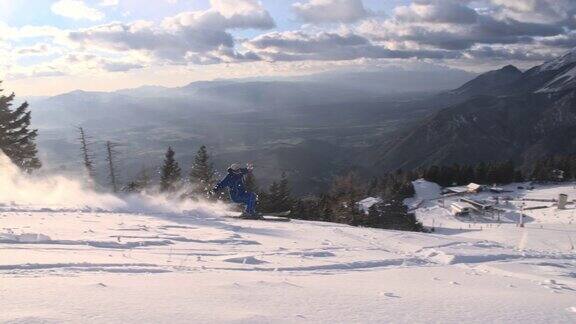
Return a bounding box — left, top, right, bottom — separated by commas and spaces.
444, 183, 484, 195
450, 202, 475, 215
467, 183, 483, 193
460, 197, 493, 211
357, 197, 383, 214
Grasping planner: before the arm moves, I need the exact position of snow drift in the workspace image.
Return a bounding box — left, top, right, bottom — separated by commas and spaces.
0, 152, 231, 216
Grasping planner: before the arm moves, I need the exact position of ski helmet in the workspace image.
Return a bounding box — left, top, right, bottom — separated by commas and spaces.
230, 163, 241, 171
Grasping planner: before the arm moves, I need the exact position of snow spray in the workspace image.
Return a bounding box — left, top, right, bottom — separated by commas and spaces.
0, 152, 231, 216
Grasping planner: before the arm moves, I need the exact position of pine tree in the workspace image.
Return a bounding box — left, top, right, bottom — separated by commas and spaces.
277, 172, 293, 212
244, 171, 258, 193
189, 145, 215, 195
0, 83, 41, 172
514, 169, 524, 183
365, 199, 424, 232
475, 162, 488, 183
266, 181, 281, 211
160, 146, 182, 193
123, 167, 151, 193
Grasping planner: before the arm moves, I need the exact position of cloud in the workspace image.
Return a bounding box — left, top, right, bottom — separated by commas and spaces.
16, 43, 56, 56
0, 23, 63, 40
6, 0, 576, 85
245, 30, 460, 61
243, 0, 575, 64
490, 0, 576, 24
66, 0, 274, 64
99, 0, 119, 7
51, 0, 105, 21
464, 45, 555, 61
210, 0, 275, 28
293, 0, 369, 24
394, 1, 478, 24
358, 0, 567, 51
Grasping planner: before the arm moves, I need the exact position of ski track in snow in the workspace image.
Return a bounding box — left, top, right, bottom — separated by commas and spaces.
1, 183, 576, 322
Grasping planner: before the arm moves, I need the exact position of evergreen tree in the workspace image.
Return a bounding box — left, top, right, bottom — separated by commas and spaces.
364, 199, 424, 232
244, 171, 258, 193
424, 165, 440, 184
367, 177, 379, 196
261, 181, 280, 212
462, 166, 475, 184
123, 167, 151, 193
514, 169, 524, 183
502, 160, 515, 184
329, 172, 365, 223
160, 146, 182, 193
189, 145, 215, 196
276, 172, 293, 212
475, 162, 488, 183
0, 83, 41, 172
330, 172, 365, 203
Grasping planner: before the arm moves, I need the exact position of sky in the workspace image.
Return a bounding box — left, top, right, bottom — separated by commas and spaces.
1, 0, 575, 96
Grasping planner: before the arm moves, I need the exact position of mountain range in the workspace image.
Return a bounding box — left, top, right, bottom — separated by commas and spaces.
28, 49, 576, 194
30, 68, 472, 194
375, 48, 576, 171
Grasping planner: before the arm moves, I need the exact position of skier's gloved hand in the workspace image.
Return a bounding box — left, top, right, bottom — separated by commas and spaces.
246, 163, 254, 171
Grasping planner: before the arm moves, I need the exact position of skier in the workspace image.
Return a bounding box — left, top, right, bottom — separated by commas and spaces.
212, 163, 259, 219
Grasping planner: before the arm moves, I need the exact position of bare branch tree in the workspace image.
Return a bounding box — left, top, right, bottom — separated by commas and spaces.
77, 127, 96, 182
105, 141, 121, 193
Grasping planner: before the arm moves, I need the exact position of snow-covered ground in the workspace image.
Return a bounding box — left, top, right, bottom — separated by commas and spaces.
1, 158, 576, 323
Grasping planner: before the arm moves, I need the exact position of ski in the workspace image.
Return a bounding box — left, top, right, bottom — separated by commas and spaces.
226, 211, 291, 222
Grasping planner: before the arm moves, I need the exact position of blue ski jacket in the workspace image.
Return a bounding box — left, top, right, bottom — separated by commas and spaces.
213, 168, 250, 201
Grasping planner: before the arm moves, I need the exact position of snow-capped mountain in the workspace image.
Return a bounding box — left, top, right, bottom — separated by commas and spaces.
375, 48, 576, 170
523, 48, 576, 94
535, 49, 576, 93
538, 48, 576, 72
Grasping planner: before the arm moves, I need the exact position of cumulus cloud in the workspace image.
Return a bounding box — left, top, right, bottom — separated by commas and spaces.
63, 53, 145, 72
360, 16, 563, 51
7, 0, 576, 82
490, 0, 576, 24
240, 0, 575, 64
245, 30, 459, 61
356, 0, 569, 53
66, 0, 274, 64
293, 0, 369, 24
51, 0, 105, 21
394, 0, 478, 24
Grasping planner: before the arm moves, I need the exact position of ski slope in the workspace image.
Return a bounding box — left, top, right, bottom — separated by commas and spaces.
1, 156, 576, 323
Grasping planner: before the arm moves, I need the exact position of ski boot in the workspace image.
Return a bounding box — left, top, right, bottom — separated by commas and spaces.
240, 211, 262, 220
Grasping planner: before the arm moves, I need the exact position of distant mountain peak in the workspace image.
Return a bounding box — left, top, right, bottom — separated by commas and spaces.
450, 64, 522, 97
500, 65, 521, 74
539, 48, 576, 72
